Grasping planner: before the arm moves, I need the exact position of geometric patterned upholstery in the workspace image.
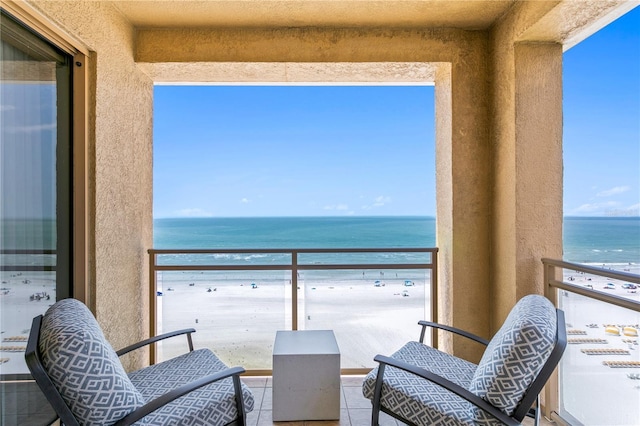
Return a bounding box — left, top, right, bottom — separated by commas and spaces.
469, 295, 556, 421
37, 298, 254, 426
129, 348, 254, 425
362, 341, 479, 425
363, 295, 559, 426
39, 299, 145, 425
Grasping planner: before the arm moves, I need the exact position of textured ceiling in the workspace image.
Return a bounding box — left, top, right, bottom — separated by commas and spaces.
112, 0, 516, 30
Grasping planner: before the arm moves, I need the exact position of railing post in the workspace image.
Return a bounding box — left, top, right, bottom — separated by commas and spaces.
149, 249, 157, 365
292, 251, 298, 331
544, 260, 557, 306
431, 249, 438, 348
543, 259, 559, 421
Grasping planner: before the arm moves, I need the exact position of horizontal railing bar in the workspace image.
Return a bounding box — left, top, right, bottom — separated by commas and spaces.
542, 258, 640, 284
548, 278, 640, 312
303, 263, 433, 270
149, 248, 436, 254
542, 258, 640, 312
154, 265, 287, 271
0, 249, 56, 254
153, 263, 433, 271
0, 266, 56, 272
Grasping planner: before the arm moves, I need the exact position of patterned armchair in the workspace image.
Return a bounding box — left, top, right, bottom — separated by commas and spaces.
363, 294, 567, 426
25, 298, 254, 426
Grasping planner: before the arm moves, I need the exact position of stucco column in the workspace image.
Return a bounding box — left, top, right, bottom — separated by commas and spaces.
436, 47, 492, 363
31, 0, 155, 371
492, 42, 563, 326
514, 43, 564, 297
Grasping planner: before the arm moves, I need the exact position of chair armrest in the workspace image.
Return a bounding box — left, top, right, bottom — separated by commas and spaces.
418, 320, 490, 346
373, 355, 519, 426
114, 366, 246, 426
116, 328, 196, 357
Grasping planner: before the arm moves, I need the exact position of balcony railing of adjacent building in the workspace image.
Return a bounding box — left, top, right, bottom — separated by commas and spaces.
543, 258, 640, 426
148, 247, 438, 375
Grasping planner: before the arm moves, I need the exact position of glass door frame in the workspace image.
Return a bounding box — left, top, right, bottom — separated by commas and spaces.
1, 0, 90, 307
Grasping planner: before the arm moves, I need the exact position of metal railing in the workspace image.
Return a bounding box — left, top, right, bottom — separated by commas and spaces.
148, 247, 438, 374
0, 249, 57, 272
542, 258, 640, 425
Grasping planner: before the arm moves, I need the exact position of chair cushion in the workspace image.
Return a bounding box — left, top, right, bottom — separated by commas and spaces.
39, 298, 145, 425
469, 295, 557, 419
129, 348, 254, 425
363, 341, 481, 425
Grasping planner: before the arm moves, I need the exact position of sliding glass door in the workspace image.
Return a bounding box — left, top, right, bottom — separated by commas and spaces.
1, 10, 73, 425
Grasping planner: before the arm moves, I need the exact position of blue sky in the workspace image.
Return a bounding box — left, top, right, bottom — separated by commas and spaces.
563, 7, 639, 217
154, 8, 639, 219
154, 86, 435, 217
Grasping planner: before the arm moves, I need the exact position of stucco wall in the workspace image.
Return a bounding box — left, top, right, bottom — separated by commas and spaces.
28, 0, 153, 370
488, 0, 627, 330
446, 39, 492, 362
513, 42, 563, 301
138, 26, 493, 361
20, 0, 630, 367
491, 1, 566, 329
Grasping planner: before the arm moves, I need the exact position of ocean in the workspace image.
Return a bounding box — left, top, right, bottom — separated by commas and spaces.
562, 216, 640, 264
153, 216, 640, 265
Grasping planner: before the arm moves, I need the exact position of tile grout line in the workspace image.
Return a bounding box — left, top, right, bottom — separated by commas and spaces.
248, 377, 375, 425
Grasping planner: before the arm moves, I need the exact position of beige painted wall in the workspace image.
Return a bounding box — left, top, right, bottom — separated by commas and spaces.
27, 0, 154, 370
19, 0, 636, 368
26, 6, 497, 363
488, 0, 630, 330
434, 38, 492, 363
490, 1, 560, 329
491, 35, 564, 330
138, 26, 494, 361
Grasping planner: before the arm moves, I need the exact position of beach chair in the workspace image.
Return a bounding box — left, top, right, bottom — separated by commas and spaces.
25, 298, 254, 425
363, 294, 566, 426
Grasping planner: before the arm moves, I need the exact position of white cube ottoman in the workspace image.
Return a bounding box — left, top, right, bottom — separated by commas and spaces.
272, 330, 341, 421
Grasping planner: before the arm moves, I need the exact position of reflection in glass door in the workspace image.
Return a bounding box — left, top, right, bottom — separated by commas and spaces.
1, 10, 72, 425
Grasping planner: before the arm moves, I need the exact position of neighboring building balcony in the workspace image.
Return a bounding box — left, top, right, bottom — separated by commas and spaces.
542, 259, 640, 425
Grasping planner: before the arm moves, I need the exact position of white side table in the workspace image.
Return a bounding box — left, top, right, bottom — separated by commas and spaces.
272, 330, 341, 421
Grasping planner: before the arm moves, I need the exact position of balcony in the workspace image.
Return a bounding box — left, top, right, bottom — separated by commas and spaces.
2, 249, 639, 424
146, 250, 640, 424
1, 2, 638, 425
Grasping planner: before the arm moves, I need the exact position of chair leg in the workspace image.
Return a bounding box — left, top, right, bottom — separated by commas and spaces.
232, 375, 246, 426
371, 405, 380, 426
534, 394, 540, 426
371, 365, 387, 426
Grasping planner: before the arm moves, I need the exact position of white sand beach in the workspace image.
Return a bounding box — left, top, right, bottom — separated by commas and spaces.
155, 269, 430, 370
0, 271, 56, 375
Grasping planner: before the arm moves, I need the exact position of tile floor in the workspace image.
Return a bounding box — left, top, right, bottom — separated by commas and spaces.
241, 376, 554, 426
242, 375, 403, 426
1, 375, 554, 426
1, 380, 57, 426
